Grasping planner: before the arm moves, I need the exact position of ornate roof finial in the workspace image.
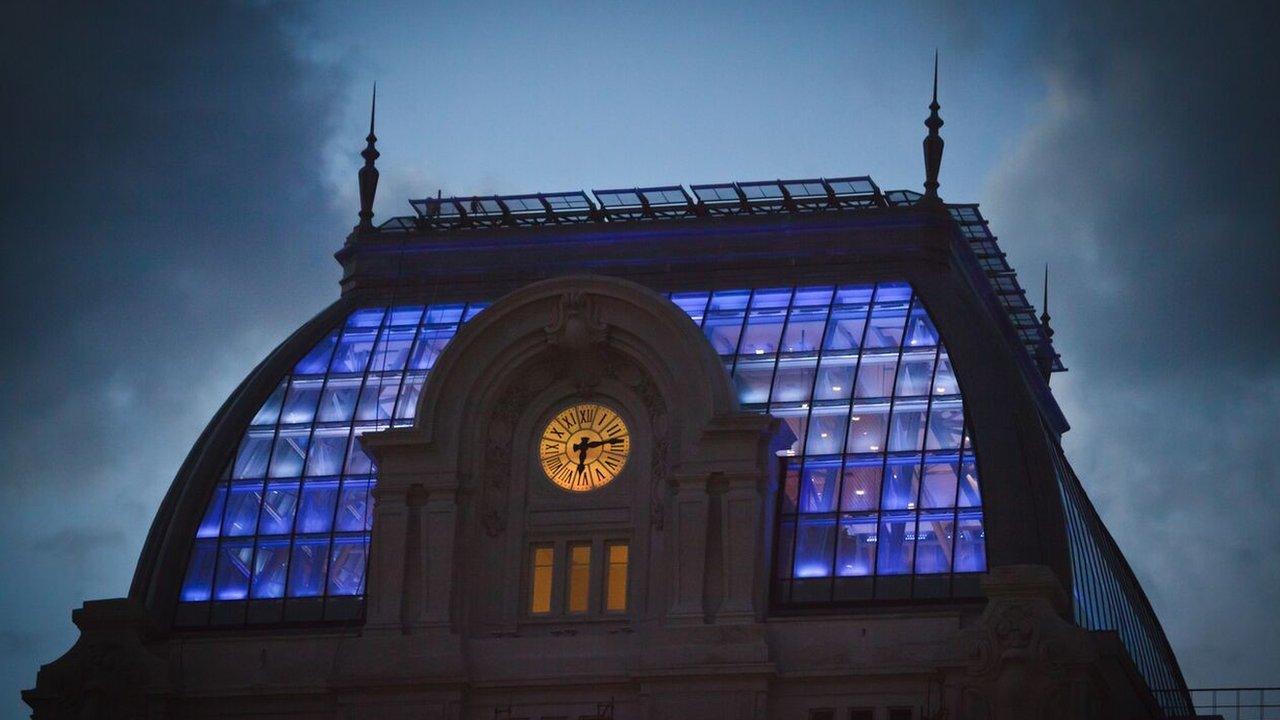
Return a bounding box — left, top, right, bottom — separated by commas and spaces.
356, 83, 380, 233
1038, 263, 1056, 383
922, 51, 945, 203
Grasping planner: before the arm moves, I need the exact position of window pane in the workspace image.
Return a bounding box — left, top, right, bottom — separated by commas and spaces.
703, 312, 745, 355
355, 375, 401, 422
835, 517, 877, 577
280, 378, 322, 425
329, 328, 377, 374
316, 377, 360, 422
771, 360, 815, 403
894, 351, 936, 397
932, 352, 958, 395
181, 539, 217, 601
794, 515, 837, 578
567, 543, 591, 613
903, 300, 940, 347
958, 458, 982, 507
834, 284, 874, 305
424, 304, 465, 324
287, 537, 330, 597
327, 535, 368, 596
839, 459, 881, 511
669, 292, 710, 324
257, 481, 299, 535
268, 427, 310, 478
222, 483, 263, 537
344, 429, 375, 474
407, 328, 454, 370
954, 512, 987, 572
780, 305, 827, 354
881, 457, 922, 511
293, 331, 338, 375
919, 459, 959, 508
250, 382, 286, 426
196, 483, 228, 538
799, 459, 840, 512
926, 402, 964, 450
914, 512, 954, 574
739, 312, 786, 357
846, 404, 888, 454
863, 302, 908, 349
305, 426, 349, 476
250, 538, 290, 599
853, 354, 898, 398
213, 539, 253, 600
822, 305, 869, 351
530, 545, 554, 614
394, 375, 425, 420
231, 429, 273, 480
888, 401, 928, 452
732, 362, 775, 405
811, 355, 855, 401
296, 479, 339, 533
334, 478, 374, 532
605, 543, 629, 612
804, 410, 845, 455
875, 513, 916, 575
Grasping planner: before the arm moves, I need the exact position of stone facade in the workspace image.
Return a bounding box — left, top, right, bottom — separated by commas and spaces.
26, 275, 1170, 719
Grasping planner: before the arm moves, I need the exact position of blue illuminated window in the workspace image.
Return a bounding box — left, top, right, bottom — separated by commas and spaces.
177, 283, 985, 624
176, 303, 475, 625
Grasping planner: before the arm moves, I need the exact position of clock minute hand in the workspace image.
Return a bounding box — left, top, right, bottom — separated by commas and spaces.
585, 438, 623, 449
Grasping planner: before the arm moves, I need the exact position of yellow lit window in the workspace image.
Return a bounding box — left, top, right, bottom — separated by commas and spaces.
567, 543, 591, 613
530, 545, 554, 615
605, 542, 629, 612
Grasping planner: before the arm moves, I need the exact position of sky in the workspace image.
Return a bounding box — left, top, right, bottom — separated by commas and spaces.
1, 1, 1277, 715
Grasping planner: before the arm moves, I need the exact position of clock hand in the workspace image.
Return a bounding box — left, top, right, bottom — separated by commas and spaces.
585, 438, 623, 449
573, 436, 590, 474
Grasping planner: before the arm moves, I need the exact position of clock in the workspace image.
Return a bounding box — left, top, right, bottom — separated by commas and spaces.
539, 402, 631, 492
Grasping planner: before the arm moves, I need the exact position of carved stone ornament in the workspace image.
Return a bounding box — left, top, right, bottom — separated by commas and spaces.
544, 291, 610, 394
955, 566, 1101, 720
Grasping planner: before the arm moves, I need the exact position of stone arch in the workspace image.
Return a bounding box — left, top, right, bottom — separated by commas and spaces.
360, 274, 783, 635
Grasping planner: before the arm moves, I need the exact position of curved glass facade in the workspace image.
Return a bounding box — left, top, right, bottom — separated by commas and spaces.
1053, 442, 1193, 716
176, 282, 987, 624
177, 303, 485, 625
675, 283, 986, 605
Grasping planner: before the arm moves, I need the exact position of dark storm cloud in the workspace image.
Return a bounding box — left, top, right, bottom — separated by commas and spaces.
0, 1, 347, 713
983, 1, 1280, 684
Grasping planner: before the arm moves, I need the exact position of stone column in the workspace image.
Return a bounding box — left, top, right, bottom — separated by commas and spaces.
366, 470, 414, 629
667, 470, 710, 622
717, 472, 763, 621
421, 483, 459, 626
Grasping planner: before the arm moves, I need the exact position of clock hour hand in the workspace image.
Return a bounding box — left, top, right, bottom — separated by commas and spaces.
572, 436, 590, 474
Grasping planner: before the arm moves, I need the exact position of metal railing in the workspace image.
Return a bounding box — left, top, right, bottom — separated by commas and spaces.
1158, 687, 1280, 719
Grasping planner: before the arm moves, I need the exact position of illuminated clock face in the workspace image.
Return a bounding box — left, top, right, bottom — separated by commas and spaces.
539, 403, 631, 492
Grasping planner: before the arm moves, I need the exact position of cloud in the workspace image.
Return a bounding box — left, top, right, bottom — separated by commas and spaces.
983, 0, 1280, 686
0, 2, 348, 714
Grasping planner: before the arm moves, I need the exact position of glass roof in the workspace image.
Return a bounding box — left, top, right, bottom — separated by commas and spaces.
388, 177, 1063, 378
175, 281, 988, 625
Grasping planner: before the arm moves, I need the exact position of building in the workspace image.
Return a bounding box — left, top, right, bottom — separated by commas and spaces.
25, 74, 1198, 719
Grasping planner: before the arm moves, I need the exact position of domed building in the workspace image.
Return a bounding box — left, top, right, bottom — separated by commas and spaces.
26, 83, 1197, 719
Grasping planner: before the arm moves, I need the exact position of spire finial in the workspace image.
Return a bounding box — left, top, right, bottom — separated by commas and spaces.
1037, 263, 1056, 383
356, 83, 380, 233
922, 51, 945, 202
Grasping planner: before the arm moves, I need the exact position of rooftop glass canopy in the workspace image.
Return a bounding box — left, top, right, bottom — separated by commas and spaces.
386, 177, 1063, 375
